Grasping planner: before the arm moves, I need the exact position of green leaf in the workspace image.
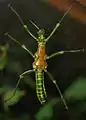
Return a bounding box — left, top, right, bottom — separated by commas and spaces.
64, 77, 86, 101
0, 59, 7, 70
3, 89, 25, 111
35, 103, 53, 120
0, 44, 9, 70
4, 89, 25, 106
0, 87, 6, 94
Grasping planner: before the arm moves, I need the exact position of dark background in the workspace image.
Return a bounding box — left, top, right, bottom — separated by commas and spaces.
0, 0, 86, 119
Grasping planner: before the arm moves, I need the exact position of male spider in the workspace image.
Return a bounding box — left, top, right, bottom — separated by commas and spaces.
5, 4, 84, 109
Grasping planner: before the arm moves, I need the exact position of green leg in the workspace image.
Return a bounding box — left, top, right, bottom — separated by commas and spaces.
44, 69, 68, 110
5, 69, 35, 102
8, 4, 38, 41
29, 20, 40, 30
23, 25, 38, 41
45, 4, 74, 42
5, 32, 34, 58
46, 49, 84, 60
45, 23, 60, 42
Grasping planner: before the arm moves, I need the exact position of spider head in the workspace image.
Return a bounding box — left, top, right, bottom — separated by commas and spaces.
37, 29, 45, 37
37, 29, 46, 44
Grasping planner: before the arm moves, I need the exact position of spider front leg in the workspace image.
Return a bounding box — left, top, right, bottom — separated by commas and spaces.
8, 4, 38, 41
5, 69, 35, 102
45, 4, 74, 42
29, 20, 40, 30
45, 23, 60, 42
5, 32, 34, 58
44, 69, 68, 110
46, 49, 84, 60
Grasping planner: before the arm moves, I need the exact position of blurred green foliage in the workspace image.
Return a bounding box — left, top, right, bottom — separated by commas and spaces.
0, 76, 86, 119
0, 44, 86, 119
35, 102, 53, 120
3, 88, 25, 111
0, 44, 8, 70
64, 77, 86, 101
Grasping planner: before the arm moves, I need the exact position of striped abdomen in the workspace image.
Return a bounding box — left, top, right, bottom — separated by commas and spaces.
36, 70, 47, 104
